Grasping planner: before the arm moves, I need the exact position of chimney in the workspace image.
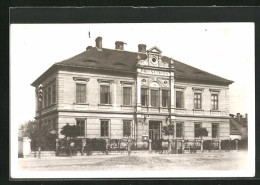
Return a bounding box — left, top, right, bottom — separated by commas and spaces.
245, 113, 248, 121
95, 37, 102, 50
115, 41, 124, 50
237, 113, 240, 122
138, 44, 147, 53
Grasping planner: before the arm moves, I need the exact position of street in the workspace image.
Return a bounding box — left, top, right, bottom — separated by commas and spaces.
18, 151, 248, 171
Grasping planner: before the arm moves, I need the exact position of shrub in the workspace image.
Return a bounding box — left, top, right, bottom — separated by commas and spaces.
151, 139, 163, 150
203, 140, 212, 150
85, 138, 106, 152
238, 139, 248, 150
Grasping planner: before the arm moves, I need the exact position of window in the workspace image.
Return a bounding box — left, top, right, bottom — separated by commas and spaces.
101, 120, 109, 137
176, 91, 184, 108
52, 118, 57, 130
141, 88, 148, 106
52, 82, 56, 104
76, 119, 85, 137
100, 85, 111, 104
194, 122, 201, 138
176, 123, 183, 138
194, 93, 202, 109
123, 87, 132, 105
44, 89, 47, 108
47, 86, 51, 106
76, 84, 86, 103
162, 90, 170, 107
123, 120, 131, 137
151, 89, 159, 107
212, 123, 219, 138
211, 94, 218, 110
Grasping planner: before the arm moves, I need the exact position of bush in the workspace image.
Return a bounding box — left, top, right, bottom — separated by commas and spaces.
151, 139, 163, 150
85, 138, 106, 152
221, 140, 236, 150
238, 139, 248, 150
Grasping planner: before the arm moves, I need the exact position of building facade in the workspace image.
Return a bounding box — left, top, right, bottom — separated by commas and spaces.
32, 36, 233, 147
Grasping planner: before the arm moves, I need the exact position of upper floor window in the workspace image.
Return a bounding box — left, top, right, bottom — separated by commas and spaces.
162, 90, 170, 107
123, 87, 132, 105
76, 119, 85, 137
52, 118, 57, 130
47, 86, 51, 106
176, 123, 183, 138
151, 89, 159, 107
100, 85, 111, 104
52, 82, 56, 104
194, 93, 202, 109
123, 120, 131, 137
176, 91, 184, 108
194, 122, 201, 138
211, 94, 218, 110
101, 120, 109, 137
141, 88, 148, 106
212, 123, 219, 138
76, 83, 86, 103
44, 89, 47, 108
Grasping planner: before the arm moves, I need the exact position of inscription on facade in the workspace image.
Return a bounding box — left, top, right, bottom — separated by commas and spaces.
138, 69, 171, 76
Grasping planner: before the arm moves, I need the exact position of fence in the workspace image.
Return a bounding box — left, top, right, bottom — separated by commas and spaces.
54, 138, 248, 156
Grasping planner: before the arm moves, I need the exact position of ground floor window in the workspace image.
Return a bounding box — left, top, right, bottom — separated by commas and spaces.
212, 123, 219, 138
194, 122, 202, 138
123, 120, 131, 137
101, 120, 109, 137
176, 123, 183, 138
76, 119, 85, 137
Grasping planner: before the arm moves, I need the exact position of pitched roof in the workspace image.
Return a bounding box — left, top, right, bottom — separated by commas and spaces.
32, 47, 233, 86
230, 119, 242, 135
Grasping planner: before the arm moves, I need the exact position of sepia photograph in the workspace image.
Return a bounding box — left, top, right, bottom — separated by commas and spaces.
10, 22, 255, 178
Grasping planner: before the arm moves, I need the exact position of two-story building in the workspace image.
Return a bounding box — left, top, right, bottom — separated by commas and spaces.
31, 36, 233, 148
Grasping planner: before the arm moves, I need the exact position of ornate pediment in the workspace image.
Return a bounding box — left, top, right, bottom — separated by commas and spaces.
148, 46, 162, 54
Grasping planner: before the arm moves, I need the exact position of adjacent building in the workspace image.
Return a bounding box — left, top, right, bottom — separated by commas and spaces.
31, 36, 233, 147
230, 113, 248, 140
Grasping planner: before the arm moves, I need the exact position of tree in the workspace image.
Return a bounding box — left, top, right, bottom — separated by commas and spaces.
18, 120, 38, 150
162, 123, 174, 154
196, 127, 208, 139
60, 123, 79, 138
60, 123, 80, 156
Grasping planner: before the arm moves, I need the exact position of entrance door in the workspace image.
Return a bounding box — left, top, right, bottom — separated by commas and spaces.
149, 121, 161, 140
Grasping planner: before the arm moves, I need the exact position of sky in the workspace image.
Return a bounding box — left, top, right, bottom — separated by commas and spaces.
10, 23, 254, 125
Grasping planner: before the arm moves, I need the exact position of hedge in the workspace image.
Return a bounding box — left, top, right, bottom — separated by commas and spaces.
85, 138, 106, 153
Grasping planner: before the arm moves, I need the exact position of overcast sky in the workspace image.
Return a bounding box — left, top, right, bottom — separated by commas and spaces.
10, 23, 254, 125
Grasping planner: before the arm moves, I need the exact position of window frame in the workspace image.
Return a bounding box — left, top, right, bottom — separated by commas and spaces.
100, 85, 111, 105
141, 88, 149, 107
176, 91, 184, 108
100, 120, 110, 137
194, 122, 202, 138
194, 93, 202, 109
73, 77, 89, 105
176, 122, 183, 138
212, 123, 219, 138
52, 80, 56, 104
211, 94, 219, 110
162, 89, 170, 108
76, 119, 86, 138
76, 83, 87, 104
122, 86, 132, 106
150, 88, 160, 107
123, 120, 132, 137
